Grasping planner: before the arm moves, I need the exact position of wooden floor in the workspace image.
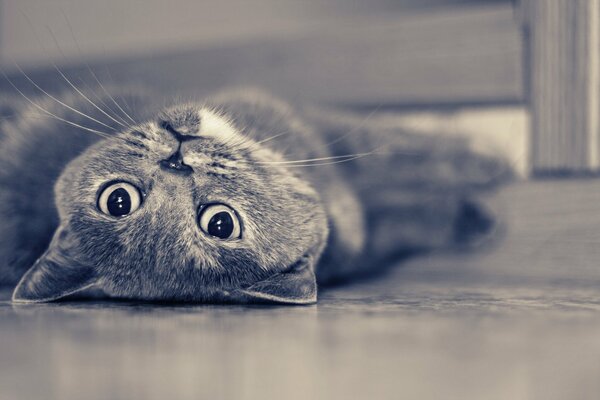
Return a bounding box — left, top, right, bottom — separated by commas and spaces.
2, 178, 600, 399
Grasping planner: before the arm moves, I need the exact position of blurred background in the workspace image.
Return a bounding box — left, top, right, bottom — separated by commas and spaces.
0, 0, 527, 174
0, 0, 521, 106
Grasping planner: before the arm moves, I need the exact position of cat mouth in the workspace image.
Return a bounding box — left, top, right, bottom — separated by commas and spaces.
159, 149, 193, 175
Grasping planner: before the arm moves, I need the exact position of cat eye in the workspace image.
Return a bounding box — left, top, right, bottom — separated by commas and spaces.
98, 182, 142, 217
198, 204, 242, 240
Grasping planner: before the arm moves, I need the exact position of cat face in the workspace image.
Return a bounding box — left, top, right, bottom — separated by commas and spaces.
12, 105, 328, 304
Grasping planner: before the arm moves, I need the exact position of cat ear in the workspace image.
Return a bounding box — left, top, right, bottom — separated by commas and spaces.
12, 226, 97, 303
236, 257, 317, 304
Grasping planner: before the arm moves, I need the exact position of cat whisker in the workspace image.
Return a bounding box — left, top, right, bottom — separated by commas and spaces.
13, 63, 119, 132
51, 62, 129, 129
2, 71, 114, 140
324, 104, 382, 147
4, 71, 162, 158
46, 118, 114, 140
16, 8, 127, 131
77, 77, 131, 127
253, 146, 389, 165
46, 27, 133, 129
248, 107, 386, 160
260, 155, 369, 168
254, 130, 292, 145
99, 67, 138, 125
253, 153, 370, 165
60, 8, 138, 126
0, 112, 57, 122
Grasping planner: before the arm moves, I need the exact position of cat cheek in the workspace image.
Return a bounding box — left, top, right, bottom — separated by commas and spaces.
12, 226, 97, 303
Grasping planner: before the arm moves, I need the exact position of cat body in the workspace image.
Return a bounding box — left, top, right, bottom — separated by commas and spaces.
0, 87, 508, 303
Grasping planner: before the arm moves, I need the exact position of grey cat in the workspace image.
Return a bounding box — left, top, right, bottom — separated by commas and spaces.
0, 87, 509, 304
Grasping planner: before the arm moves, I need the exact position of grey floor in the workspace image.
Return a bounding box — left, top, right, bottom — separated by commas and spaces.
2, 179, 600, 400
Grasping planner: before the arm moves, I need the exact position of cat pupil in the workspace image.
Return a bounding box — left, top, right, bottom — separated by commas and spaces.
207, 212, 234, 238
107, 188, 131, 216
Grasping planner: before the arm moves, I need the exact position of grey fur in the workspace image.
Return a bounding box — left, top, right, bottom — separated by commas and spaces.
0, 87, 510, 304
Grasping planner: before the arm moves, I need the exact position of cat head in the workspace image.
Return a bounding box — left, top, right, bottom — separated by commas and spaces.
12, 103, 328, 304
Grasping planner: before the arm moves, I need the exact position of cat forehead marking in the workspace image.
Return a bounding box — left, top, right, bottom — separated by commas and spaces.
157, 107, 239, 142
194, 109, 238, 140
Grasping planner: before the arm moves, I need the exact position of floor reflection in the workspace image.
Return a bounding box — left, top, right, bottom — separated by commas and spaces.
2, 272, 600, 400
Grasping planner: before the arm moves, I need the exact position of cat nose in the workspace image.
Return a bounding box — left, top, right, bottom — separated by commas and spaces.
158, 120, 202, 176
160, 150, 193, 176
160, 120, 202, 142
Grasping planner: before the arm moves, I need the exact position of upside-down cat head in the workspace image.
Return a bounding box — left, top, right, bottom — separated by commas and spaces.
12, 104, 328, 304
